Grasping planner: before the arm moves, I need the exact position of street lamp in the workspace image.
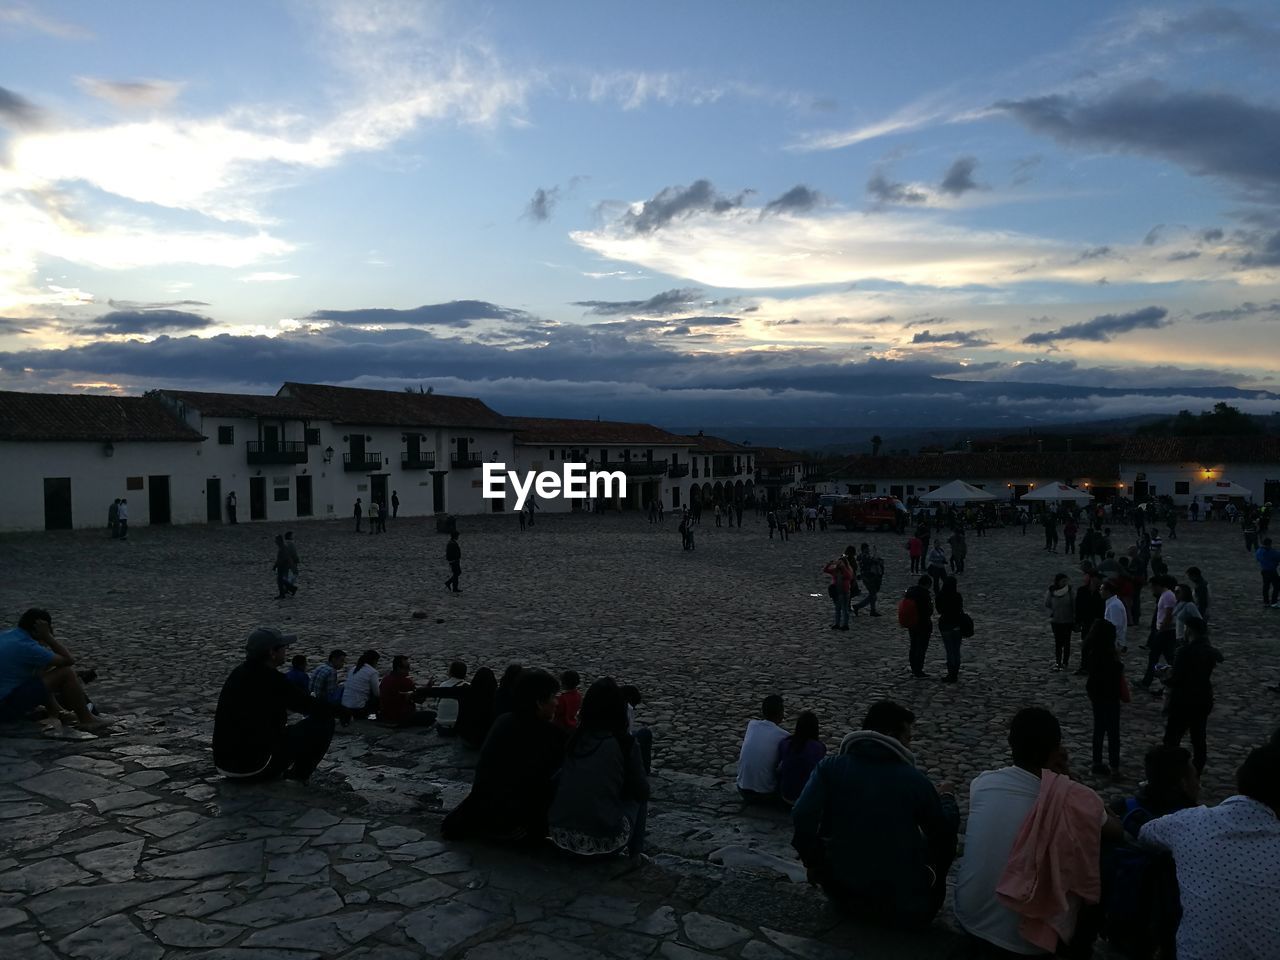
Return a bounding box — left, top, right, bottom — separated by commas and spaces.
323, 446, 334, 464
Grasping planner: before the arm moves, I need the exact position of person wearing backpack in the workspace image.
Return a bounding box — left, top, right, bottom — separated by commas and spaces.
900, 576, 934, 679
852, 544, 884, 617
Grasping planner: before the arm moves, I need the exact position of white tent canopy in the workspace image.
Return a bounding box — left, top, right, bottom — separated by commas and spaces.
918, 479, 997, 503
1194, 479, 1252, 498
1020, 482, 1094, 503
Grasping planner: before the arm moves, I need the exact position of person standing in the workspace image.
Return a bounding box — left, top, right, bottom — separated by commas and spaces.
273, 535, 297, 599
226, 491, 237, 524
391, 490, 399, 519
108, 499, 119, 539
116, 498, 128, 539
1101, 580, 1128, 654
925, 544, 948, 593
1255, 537, 1280, 607
1084, 620, 1124, 776
824, 553, 853, 631
948, 530, 967, 574
936, 576, 967, 683
1162, 617, 1223, 774
1141, 575, 1179, 690
284, 531, 300, 571
1074, 571, 1105, 675
445, 530, 462, 593
903, 576, 934, 679
906, 533, 923, 573
1243, 513, 1259, 552
852, 545, 884, 617
378, 499, 388, 533
1063, 517, 1077, 554
353, 497, 363, 533
1044, 572, 1075, 670
1185, 566, 1211, 623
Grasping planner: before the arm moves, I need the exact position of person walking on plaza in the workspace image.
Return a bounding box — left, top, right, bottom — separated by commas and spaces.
226, 490, 237, 524
1255, 537, 1280, 606
1140, 575, 1178, 690
445, 530, 462, 592
852, 544, 884, 617
391, 490, 399, 519
273, 534, 297, 599
378, 498, 388, 533
1063, 517, 1077, 554
107, 498, 119, 539
936, 576, 968, 683
947, 529, 967, 574
1186, 566, 1211, 623
1162, 617, 1223, 775
1101, 579, 1127, 653
116, 498, 128, 539
1084, 620, 1124, 776
284, 531, 300, 571
906, 532, 923, 573
901, 576, 934, 679
823, 552, 853, 631
1044, 572, 1075, 670
353, 497, 363, 533
1243, 513, 1259, 552
926, 543, 947, 592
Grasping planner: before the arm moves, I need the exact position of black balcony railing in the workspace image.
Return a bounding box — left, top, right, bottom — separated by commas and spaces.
246, 440, 307, 465
668, 463, 690, 478
343, 452, 383, 472
450, 451, 484, 469
618, 460, 668, 476
401, 451, 437, 470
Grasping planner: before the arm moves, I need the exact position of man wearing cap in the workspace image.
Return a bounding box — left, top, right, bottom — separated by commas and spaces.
213, 627, 350, 782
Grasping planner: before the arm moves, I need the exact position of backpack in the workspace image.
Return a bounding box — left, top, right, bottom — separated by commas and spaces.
897, 596, 918, 628
1101, 800, 1181, 960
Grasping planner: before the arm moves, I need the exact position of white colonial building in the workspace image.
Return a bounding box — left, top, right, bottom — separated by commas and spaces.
1118, 437, 1280, 507
682, 432, 756, 509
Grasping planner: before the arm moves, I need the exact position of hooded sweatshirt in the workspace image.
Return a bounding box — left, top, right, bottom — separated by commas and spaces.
791, 731, 959, 928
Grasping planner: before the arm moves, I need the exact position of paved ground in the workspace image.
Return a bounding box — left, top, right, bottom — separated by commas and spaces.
1, 509, 1277, 959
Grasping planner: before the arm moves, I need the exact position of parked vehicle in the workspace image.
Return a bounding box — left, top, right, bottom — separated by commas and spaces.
832, 496, 904, 531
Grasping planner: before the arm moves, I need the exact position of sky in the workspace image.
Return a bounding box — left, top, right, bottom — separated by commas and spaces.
2, 1, 1280, 428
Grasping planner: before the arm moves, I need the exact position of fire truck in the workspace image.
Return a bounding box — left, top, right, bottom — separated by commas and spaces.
829, 496, 905, 531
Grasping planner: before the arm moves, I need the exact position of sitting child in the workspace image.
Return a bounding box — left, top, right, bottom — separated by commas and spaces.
284, 654, 309, 692
554, 670, 582, 730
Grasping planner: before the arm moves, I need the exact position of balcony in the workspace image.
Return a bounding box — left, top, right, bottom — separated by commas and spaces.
668, 463, 690, 479
618, 460, 669, 477
246, 440, 307, 465
401, 451, 437, 470
450, 450, 485, 469
343, 452, 383, 472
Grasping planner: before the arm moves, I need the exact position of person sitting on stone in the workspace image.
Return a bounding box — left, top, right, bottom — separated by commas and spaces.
549, 677, 650, 859
776, 710, 826, 806
378, 655, 438, 727
791, 700, 958, 928
454, 666, 498, 749
442, 668, 566, 843
309, 648, 347, 705
736, 694, 789, 803
212, 627, 351, 782
341, 649, 382, 717
1138, 743, 1280, 960
0, 608, 109, 732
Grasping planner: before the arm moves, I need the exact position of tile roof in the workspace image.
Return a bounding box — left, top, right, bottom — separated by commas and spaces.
280, 382, 510, 430
682, 433, 747, 453
1119, 436, 1280, 464
512, 417, 689, 445
159, 390, 317, 420
830, 451, 1120, 481
0, 391, 203, 442
749, 446, 806, 463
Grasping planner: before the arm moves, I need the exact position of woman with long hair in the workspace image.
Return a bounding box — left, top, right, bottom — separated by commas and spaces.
341, 649, 381, 716
548, 677, 650, 858
455, 667, 498, 749
776, 710, 825, 805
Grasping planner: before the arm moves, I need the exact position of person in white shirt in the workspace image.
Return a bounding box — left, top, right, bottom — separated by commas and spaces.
341, 649, 382, 716
736, 694, 789, 802
1138, 743, 1280, 960
433, 660, 467, 733
116, 498, 129, 539
1101, 580, 1128, 652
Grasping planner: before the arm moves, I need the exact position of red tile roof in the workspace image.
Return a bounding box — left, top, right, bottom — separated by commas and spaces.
831, 451, 1119, 481
1119, 436, 1280, 464
682, 432, 747, 453
0, 391, 203, 442
280, 382, 510, 430
750, 446, 806, 464
512, 417, 688, 445
159, 390, 317, 420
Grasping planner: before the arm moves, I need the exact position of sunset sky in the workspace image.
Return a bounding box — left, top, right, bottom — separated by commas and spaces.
2, 1, 1279, 426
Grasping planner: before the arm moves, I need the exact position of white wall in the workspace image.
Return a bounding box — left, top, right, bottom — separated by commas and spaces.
1121, 461, 1274, 505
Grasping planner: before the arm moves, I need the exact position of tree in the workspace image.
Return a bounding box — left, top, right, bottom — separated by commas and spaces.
403, 385, 434, 395
870, 435, 883, 456
1136, 402, 1260, 437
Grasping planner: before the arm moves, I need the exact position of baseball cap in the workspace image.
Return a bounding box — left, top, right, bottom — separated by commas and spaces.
246, 626, 296, 658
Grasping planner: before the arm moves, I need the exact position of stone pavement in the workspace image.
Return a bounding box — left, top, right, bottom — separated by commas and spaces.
1, 510, 1277, 958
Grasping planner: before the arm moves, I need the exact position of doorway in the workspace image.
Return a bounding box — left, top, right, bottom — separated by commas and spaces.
206, 478, 222, 523
432, 472, 446, 512
262, 424, 279, 452
250, 476, 266, 520
43, 477, 72, 530
148, 475, 171, 525
296, 476, 313, 517
370, 474, 388, 513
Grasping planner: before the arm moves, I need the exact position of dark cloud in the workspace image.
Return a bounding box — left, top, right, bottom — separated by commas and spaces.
0, 85, 42, 127
910, 329, 994, 347
674, 316, 740, 327
939, 156, 981, 196
525, 186, 559, 222
75, 78, 183, 108
573, 288, 703, 316
82, 309, 213, 335
1143, 225, 1166, 246
1239, 229, 1280, 266
1167, 250, 1201, 261
997, 84, 1280, 201
1142, 7, 1280, 52
1021, 305, 1169, 345
1201, 227, 1224, 243
1193, 300, 1280, 323
903, 316, 948, 329
1075, 245, 1114, 261
761, 185, 820, 217
621, 180, 749, 233
866, 171, 926, 205
305, 301, 529, 329
107, 298, 210, 310
0, 317, 33, 334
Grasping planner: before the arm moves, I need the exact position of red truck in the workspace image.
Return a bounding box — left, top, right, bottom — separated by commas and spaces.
830, 496, 904, 531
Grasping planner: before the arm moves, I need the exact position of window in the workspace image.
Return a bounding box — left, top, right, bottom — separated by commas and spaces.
549, 448, 555, 461
218, 426, 234, 444
126, 476, 144, 490
1175, 481, 1189, 495
273, 487, 290, 502
305, 428, 320, 446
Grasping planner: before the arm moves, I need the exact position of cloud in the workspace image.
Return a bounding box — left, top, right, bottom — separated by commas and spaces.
1011, 155, 1042, 186
866, 171, 927, 205
0, 316, 33, 333
0, 4, 91, 39
75, 78, 186, 109
1239, 229, 1280, 267
1166, 250, 1200, 262
620, 180, 750, 234
939, 156, 981, 196
1021, 305, 1169, 345
997, 83, 1280, 201
525, 186, 559, 222
573, 288, 704, 316
0, 85, 42, 127
910, 329, 994, 347
107, 298, 211, 310
1075, 245, 1115, 261
82, 308, 214, 335
1193, 300, 1280, 323
240, 272, 298, 283
789, 95, 958, 152
305, 300, 529, 329
761, 185, 820, 217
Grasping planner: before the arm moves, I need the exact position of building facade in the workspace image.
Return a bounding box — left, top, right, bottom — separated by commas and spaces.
1118, 437, 1280, 506
682, 432, 755, 510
